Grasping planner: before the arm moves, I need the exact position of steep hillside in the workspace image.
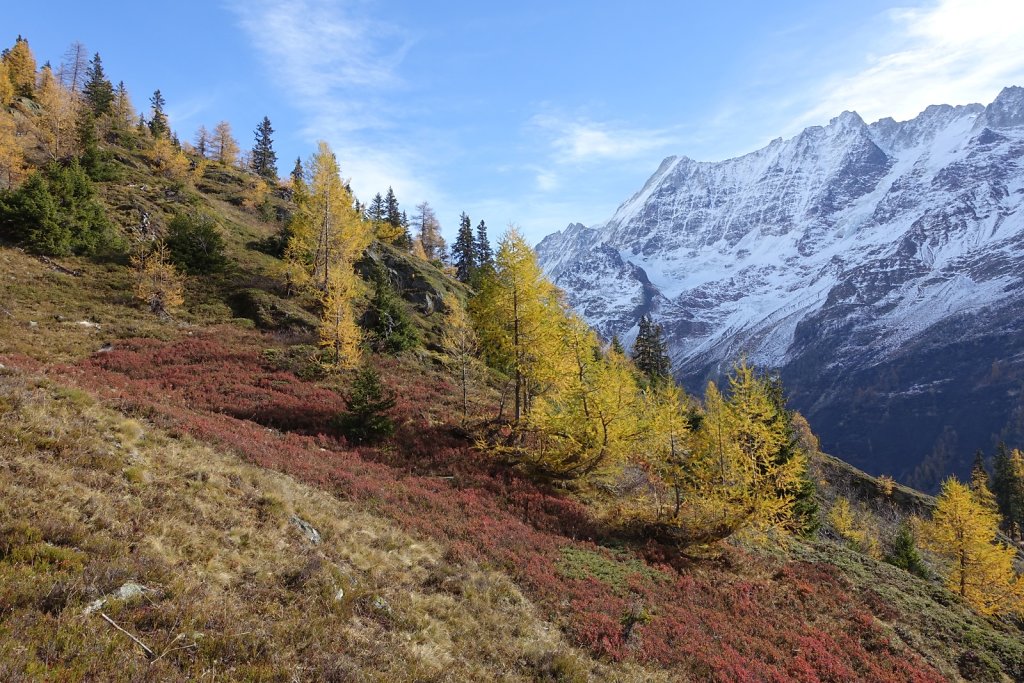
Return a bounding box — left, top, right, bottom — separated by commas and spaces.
4, 63, 1024, 682
537, 87, 1024, 488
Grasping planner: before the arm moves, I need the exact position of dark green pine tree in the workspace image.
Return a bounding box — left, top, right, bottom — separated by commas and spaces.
399, 210, 412, 250
609, 334, 625, 356
765, 373, 820, 535
251, 116, 278, 180
631, 315, 671, 383
334, 365, 397, 443
367, 192, 385, 223
383, 187, 410, 248
475, 219, 493, 269
290, 157, 304, 187
368, 265, 419, 353
452, 212, 477, 283
148, 89, 168, 138
992, 442, 1024, 539
82, 52, 113, 116
885, 522, 928, 577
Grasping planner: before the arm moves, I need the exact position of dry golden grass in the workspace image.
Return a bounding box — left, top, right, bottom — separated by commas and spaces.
0, 367, 667, 682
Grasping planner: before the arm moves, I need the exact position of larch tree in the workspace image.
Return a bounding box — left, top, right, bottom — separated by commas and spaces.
4, 36, 37, 99
0, 67, 13, 106
285, 141, 372, 368
440, 293, 480, 423
0, 114, 25, 188
452, 211, 477, 283
131, 243, 184, 316
528, 315, 646, 481
681, 362, 809, 543
148, 89, 168, 138
210, 121, 239, 165
414, 201, 445, 262
82, 52, 113, 116
58, 42, 88, 94
111, 81, 135, 129
470, 228, 564, 422
251, 116, 278, 180
920, 478, 1024, 617
193, 125, 209, 158
37, 66, 79, 160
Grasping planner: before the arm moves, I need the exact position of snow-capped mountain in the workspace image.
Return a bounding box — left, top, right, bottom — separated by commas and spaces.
537, 87, 1024, 488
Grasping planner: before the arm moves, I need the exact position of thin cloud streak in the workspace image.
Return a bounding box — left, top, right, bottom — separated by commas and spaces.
227, 0, 440, 213
531, 114, 681, 165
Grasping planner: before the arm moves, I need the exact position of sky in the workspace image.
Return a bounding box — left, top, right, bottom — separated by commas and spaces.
6, 0, 1024, 244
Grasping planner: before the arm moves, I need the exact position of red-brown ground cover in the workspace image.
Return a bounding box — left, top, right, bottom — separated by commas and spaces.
26, 334, 943, 681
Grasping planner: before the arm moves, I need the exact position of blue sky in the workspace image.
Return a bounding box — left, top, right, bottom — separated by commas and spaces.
7, 0, 1024, 244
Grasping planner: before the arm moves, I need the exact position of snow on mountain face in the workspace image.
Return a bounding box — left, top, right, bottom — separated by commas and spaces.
537, 87, 1024, 488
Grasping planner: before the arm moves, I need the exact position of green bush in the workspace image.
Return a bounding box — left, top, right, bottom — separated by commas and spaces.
334, 366, 396, 444
367, 265, 418, 353
0, 160, 116, 256
164, 211, 227, 274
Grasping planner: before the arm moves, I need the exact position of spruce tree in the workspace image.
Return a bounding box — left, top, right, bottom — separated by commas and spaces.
885, 522, 928, 577
368, 265, 418, 353
475, 219, 493, 269
609, 334, 625, 356
992, 443, 1024, 539
148, 89, 168, 138
453, 211, 477, 283
367, 192, 385, 223
334, 365, 397, 443
82, 52, 113, 116
251, 116, 278, 180
632, 315, 672, 382
290, 157, 304, 187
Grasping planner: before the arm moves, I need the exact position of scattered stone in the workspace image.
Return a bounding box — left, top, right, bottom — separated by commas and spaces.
290, 515, 321, 545
334, 587, 345, 602
77, 320, 101, 329
28, 321, 37, 328
96, 343, 114, 354
83, 582, 150, 616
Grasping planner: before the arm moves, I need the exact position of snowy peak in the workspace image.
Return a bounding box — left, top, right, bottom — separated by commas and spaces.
978, 85, 1024, 130
538, 87, 1024, 488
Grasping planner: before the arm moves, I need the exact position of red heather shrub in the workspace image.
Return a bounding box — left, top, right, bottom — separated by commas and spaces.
21, 335, 947, 682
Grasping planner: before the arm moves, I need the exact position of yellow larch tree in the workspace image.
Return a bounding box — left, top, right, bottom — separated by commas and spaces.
4, 36, 37, 99
131, 244, 185, 315
36, 65, 79, 160
440, 293, 479, 423
528, 315, 645, 481
0, 67, 13, 106
470, 227, 565, 422
920, 478, 1024, 617
150, 136, 190, 181
0, 114, 25, 188
210, 120, 240, 165
640, 380, 695, 522
285, 141, 372, 368
677, 362, 808, 543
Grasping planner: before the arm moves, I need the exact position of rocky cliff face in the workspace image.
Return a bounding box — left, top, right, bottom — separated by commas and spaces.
537, 87, 1024, 488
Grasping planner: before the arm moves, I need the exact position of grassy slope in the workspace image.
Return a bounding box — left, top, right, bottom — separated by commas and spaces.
1, 133, 1023, 681
0, 368, 652, 682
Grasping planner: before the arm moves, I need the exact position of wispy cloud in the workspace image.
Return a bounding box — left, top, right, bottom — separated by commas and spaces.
531, 114, 680, 165
227, 0, 439, 208
800, 0, 1024, 125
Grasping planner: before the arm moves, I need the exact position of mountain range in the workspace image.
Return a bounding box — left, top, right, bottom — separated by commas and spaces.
536, 86, 1024, 489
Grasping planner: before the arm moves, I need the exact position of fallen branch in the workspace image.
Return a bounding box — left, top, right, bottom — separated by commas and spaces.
36, 255, 82, 277
99, 612, 155, 659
